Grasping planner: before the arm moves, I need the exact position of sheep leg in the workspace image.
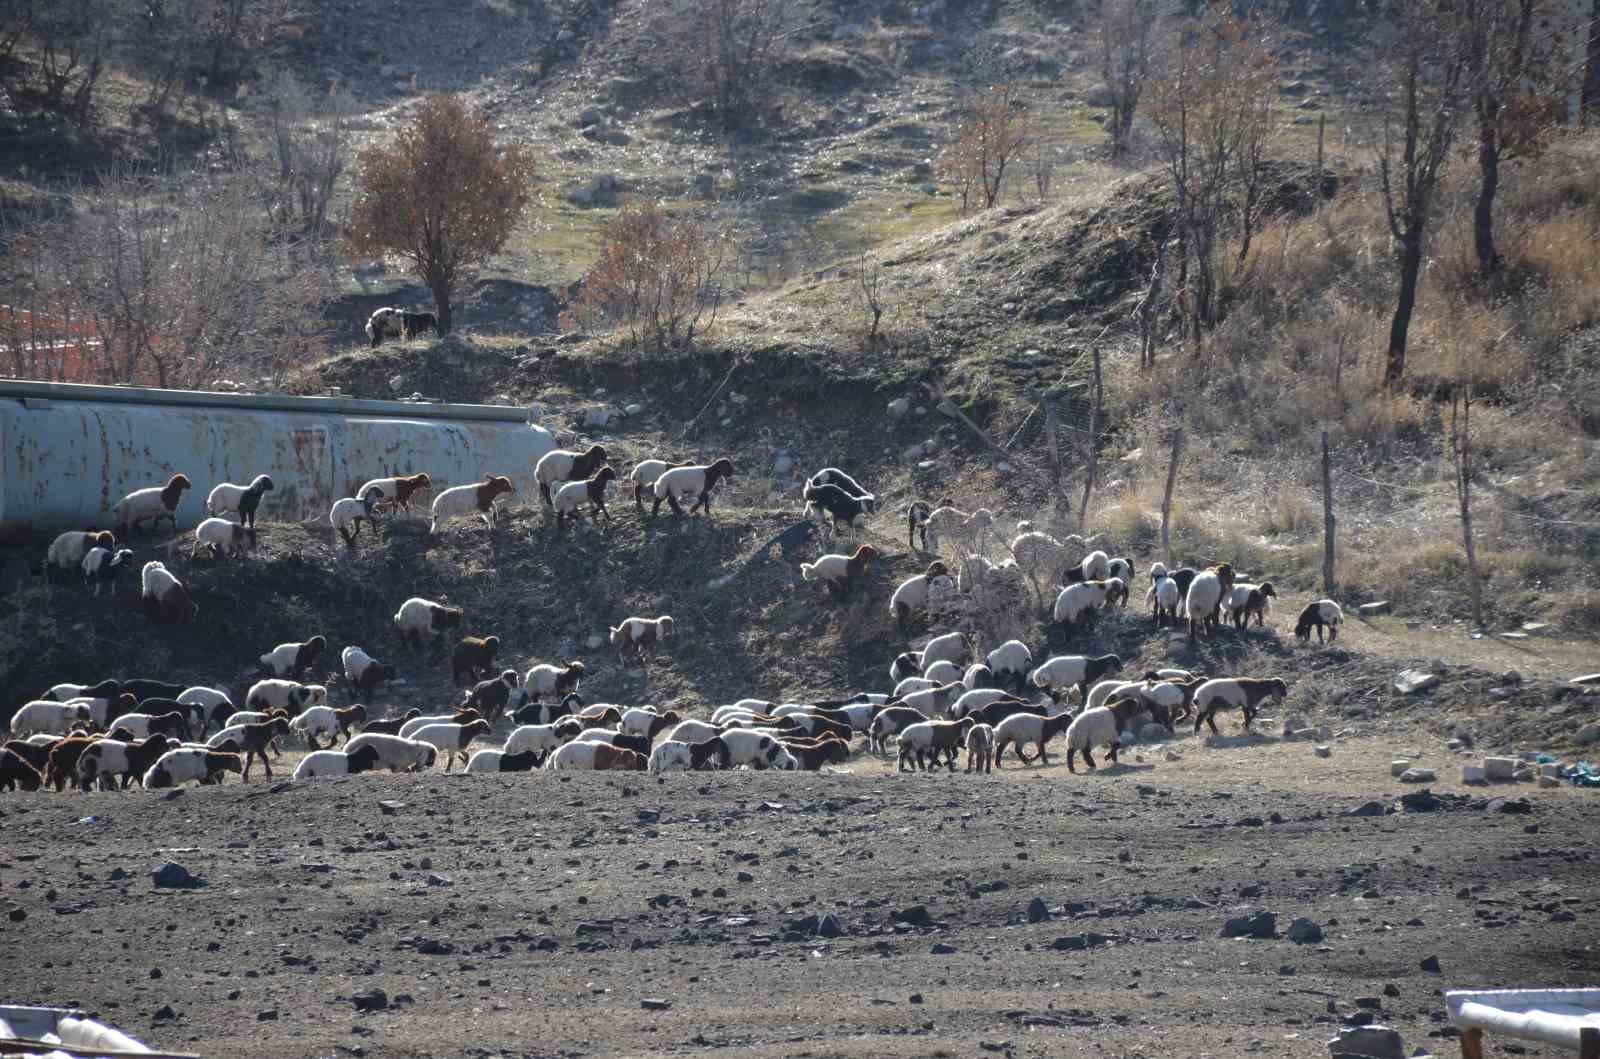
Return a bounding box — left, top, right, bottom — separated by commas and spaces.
1082, 745, 1097, 770
1204, 711, 1221, 736
1241, 706, 1255, 732
594, 499, 611, 522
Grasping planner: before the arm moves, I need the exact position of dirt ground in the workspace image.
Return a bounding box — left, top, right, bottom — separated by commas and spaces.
3, 730, 1598, 1059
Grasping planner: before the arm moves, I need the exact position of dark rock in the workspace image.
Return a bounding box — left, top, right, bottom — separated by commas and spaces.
1239, 883, 1264, 898
378, 800, 404, 815
1383, 984, 1400, 998
1026, 897, 1048, 923
149, 968, 161, 979
641, 997, 671, 1011
1420, 955, 1441, 973
1220, 911, 1277, 939
256, 1009, 278, 1022
151, 862, 203, 889
1486, 797, 1532, 815
6, 907, 24, 922
107, 868, 128, 881
1287, 917, 1324, 944
352, 989, 388, 1012
1399, 790, 1442, 813
909, 993, 924, 1004
930, 942, 957, 955
736, 871, 754, 883
817, 913, 844, 938
893, 905, 932, 927
1345, 801, 1386, 818
152, 1005, 175, 1021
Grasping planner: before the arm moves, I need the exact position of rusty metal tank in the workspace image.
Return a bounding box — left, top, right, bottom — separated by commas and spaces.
0, 380, 557, 541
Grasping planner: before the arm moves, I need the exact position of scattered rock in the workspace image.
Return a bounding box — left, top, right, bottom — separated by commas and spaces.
1486, 797, 1532, 815
893, 905, 932, 927
152, 1005, 176, 1021
151, 862, 203, 889
1026, 897, 1048, 923
352, 989, 388, 1012
1326, 1023, 1405, 1059
817, 913, 844, 939
1219, 910, 1276, 939
6, 907, 25, 922
1461, 765, 1487, 784
1576, 723, 1600, 746
1398, 789, 1442, 813
378, 800, 405, 815
1314, 745, 1332, 758
1358, 601, 1391, 616
1390, 760, 1410, 777
640, 997, 672, 1011
256, 1009, 279, 1022
1392, 670, 1439, 695
1398, 768, 1435, 784
1345, 801, 1386, 818
1500, 670, 1523, 684
930, 942, 957, 955
1483, 757, 1517, 782
1286, 917, 1324, 944
886, 397, 911, 419
1420, 955, 1441, 973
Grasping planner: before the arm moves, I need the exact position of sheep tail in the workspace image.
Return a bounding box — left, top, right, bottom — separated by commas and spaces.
800, 562, 818, 581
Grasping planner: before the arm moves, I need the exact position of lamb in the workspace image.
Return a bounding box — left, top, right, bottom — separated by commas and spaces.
343, 732, 438, 771
889, 562, 954, 633
525, 661, 584, 698
802, 482, 871, 536
807, 468, 875, 511
652, 458, 736, 517
965, 722, 995, 774
907, 501, 934, 550
364, 306, 405, 348
358, 472, 432, 514
667, 719, 724, 744
553, 466, 617, 529
82, 546, 136, 597
246, 679, 326, 712
1073, 549, 1112, 583
800, 544, 878, 598
964, 698, 1047, 730
430, 475, 515, 533
0, 747, 42, 792
627, 459, 680, 512
464, 748, 541, 773
504, 721, 579, 760
292, 744, 384, 780
949, 687, 1028, 721
868, 705, 929, 755
393, 597, 463, 647
510, 694, 584, 727
984, 640, 1033, 692
357, 708, 422, 737
923, 661, 963, 686
544, 740, 647, 771
409, 719, 493, 771
648, 740, 694, 773
143, 747, 243, 789
330, 490, 382, 547
1226, 582, 1277, 629
399, 709, 482, 740
108, 703, 193, 741
896, 717, 975, 772
535, 445, 610, 506
260, 636, 328, 679
918, 503, 994, 556
1064, 698, 1149, 772
465, 669, 525, 724
1053, 578, 1128, 631
1294, 600, 1343, 643
76, 734, 176, 790
140, 560, 197, 624
1184, 564, 1236, 640
1030, 654, 1124, 703
341, 646, 393, 696
206, 474, 273, 528
451, 636, 500, 685
47, 530, 116, 582
1147, 574, 1181, 626
889, 652, 924, 682
1192, 677, 1289, 735
898, 681, 965, 720
9, 700, 92, 738
1106, 557, 1135, 585
571, 728, 653, 757
781, 735, 851, 770
115, 474, 191, 537
290, 705, 368, 750
715, 728, 798, 770
41, 736, 102, 791
401, 310, 437, 339
229, 717, 292, 780
919, 631, 972, 671
609, 616, 674, 663
621, 708, 681, 740
1084, 678, 1143, 713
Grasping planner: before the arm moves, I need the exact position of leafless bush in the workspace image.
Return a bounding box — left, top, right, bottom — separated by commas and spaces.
937, 82, 1031, 214
0, 0, 114, 126
1100, 0, 1161, 156
855, 252, 885, 346
644, 0, 809, 134
255, 71, 354, 243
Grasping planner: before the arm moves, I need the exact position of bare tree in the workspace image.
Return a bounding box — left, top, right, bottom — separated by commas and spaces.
256, 71, 354, 243
649, 0, 805, 134
1080, 341, 1105, 523
855, 251, 885, 347
1101, 0, 1161, 156
938, 82, 1031, 214
1448, 382, 1483, 627
1374, 0, 1467, 388
1160, 422, 1183, 567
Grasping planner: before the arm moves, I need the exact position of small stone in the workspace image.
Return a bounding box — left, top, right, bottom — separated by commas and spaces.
1420, 955, 1441, 973
1326, 1023, 1405, 1059
1501, 670, 1523, 684
1390, 760, 1410, 777
909, 993, 925, 1005
152, 1005, 175, 1021
1398, 768, 1435, 783
256, 1009, 279, 1022
1279, 964, 1297, 976
995, 461, 1012, 473
1219, 910, 1276, 939
894, 905, 932, 927
1286, 917, 1323, 944
151, 862, 203, 889
1314, 745, 1332, 758
352, 989, 388, 1012
1576, 723, 1600, 746
378, 800, 404, 815
886, 397, 911, 419
1383, 984, 1400, 998
6, 907, 24, 922
1392, 670, 1439, 695
1345, 801, 1386, 818
1461, 764, 1487, 784
1483, 757, 1518, 782
930, 942, 957, 955
736, 871, 754, 883
817, 913, 844, 938
1026, 897, 1048, 923
640, 997, 671, 1011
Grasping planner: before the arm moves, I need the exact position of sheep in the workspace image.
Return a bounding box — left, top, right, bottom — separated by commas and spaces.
553, 466, 617, 529
1053, 578, 1128, 631
1063, 698, 1149, 772
949, 687, 1027, 721
648, 740, 694, 773
920, 631, 972, 670
81, 546, 136, 597
451, 636, 500, 685
570, 727, 652, 756
525, 661, 584, 698
292, 744, 384, 780
1295, 600, 1343, 643
223, 717, 290, 780
46, 679, 120, 703
807, 468, 875, 512
1184, 564, 1236, 640
402, 310, 437, 339
394, 597, 463, 647
0, 747, 42, 792
666, 719, 722, 745
1030, 654, 1124, 703
260, 636, 328, 679
357, 708, 422, 737
868, 705, 929, 755
1226, 582, 1277, 629
246, 679, 326, 712
47, 530, 116, 582
365, 307, 406, 348
510, 694, 584, 727
964, 698, 1047, 730
399, 709, 483, 740
430, 475, 515, 534
544, 740, 647, 771
1069, 549, 1112, 583
782, 735, 851, 770
115, 474, 191, 537
897, 717, 975, 772
143, 747, 243, 789
122, 678, 186, 702
609, 616, 674, 664
621, 708, 680, 740
330, 490, 382, 546
1085, 678, 1144, 713
140, 560, 197, 624
290, 705, 367, 750
800, 544, 878, 598
985, 640, 1033, 692
409, 719, 493, 771
652, 457, 735, 517
40, 736, 101, 791
889, 561, 954, 634
343, 732, 438, 772
802, 482, 870, 537
358, 472, 432, 514
965, 722, 995, 774
1106, 557, 1135, 586
206, 474, 274, 528
715, 728, 798, 770
919, 503, 994, 556
1108, 677, 1206, 731
76, 734, 176, 791
9, 700, 92, 738
1192, 677, 1289, 735
464, 748, 540, 773
465, 669, 525, 724
504, 721, 579, 760
897, 680, 965, 721
535, 445, 610, 507
1006, 531, 1103, 598
341, 646, 393, 697
627, 459, 685, 512
1147, 574, 1181, 626
779, 712, 853, 742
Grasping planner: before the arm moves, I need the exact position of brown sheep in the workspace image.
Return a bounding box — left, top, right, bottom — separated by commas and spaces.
44, 735, 102, 792
359, 708, 422, 737
451, 636, 501, 685
238, 718, 293, 780
781, 735, 851, 770
0, 747, 42, 791
465, 670, 523, 724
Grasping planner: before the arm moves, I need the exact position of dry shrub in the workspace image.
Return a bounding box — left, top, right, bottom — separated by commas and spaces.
937, 82, 1031, 214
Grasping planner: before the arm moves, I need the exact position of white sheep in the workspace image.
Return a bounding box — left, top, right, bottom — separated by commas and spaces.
357, 473, 431, 513
206, 475, 274, 521
993, 710, 1076, 766
1064, 705, 1123, 771
9, 700, 91, 738
329, 491, 381, 547
289, 706, 344, 748
919, 631, 971, 670
893, 676, 937, 698
651, 458, 736, 517
628, 459, 672, 511
717, 728, 798, 770
1030, 654, 1125, 702
504, 723, 577, 759
543, 739, 644, 770
534, 445, 608, 506
46, 529, 115, 579
965, 721, 995, 773
985, 640, 1033, 689
142, 746, 240, 788
898, 681, 964, 719
141, 559, 181, 601
667, 719, 722, 744
1147, 574, 1180, 625
648, 740, 694, 773
949, 687, 1017, 720
1085, 679, 1143, 712
889, 565, 957, 631
609, 616, 674, 662
621, 707, 678, 739
922, 505, 994, 556
341, 645, 389, 694
115, 474, 191, 536
393, 597, 463, 645
343, 732, 438, 771
291, 745, 383, 780
409, 720, 491, 771
1184, 568, 1228, 639
177, 687, 232, 718
398, 712, 471, 740
1295, 600, 1344, 643
246, 679, 326, 711
1078, 549, 1111, 582
1053, 578, 1127, 627
524, 661, 585, 698
430, 476, 515, 534
259, 637, 326, 678
961, 663, 993, 690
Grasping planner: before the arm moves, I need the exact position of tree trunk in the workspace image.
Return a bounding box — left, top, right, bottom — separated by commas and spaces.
1452, 394, 1484, 627
1474, 108, 1502, 279
1160, 424, 1183, 567
431, 280, 452, 334
1585, 0, 1600, 124
1321, 428, 1336, 595
1080, 345, 1104, 524
1385, 223, 1425, 388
